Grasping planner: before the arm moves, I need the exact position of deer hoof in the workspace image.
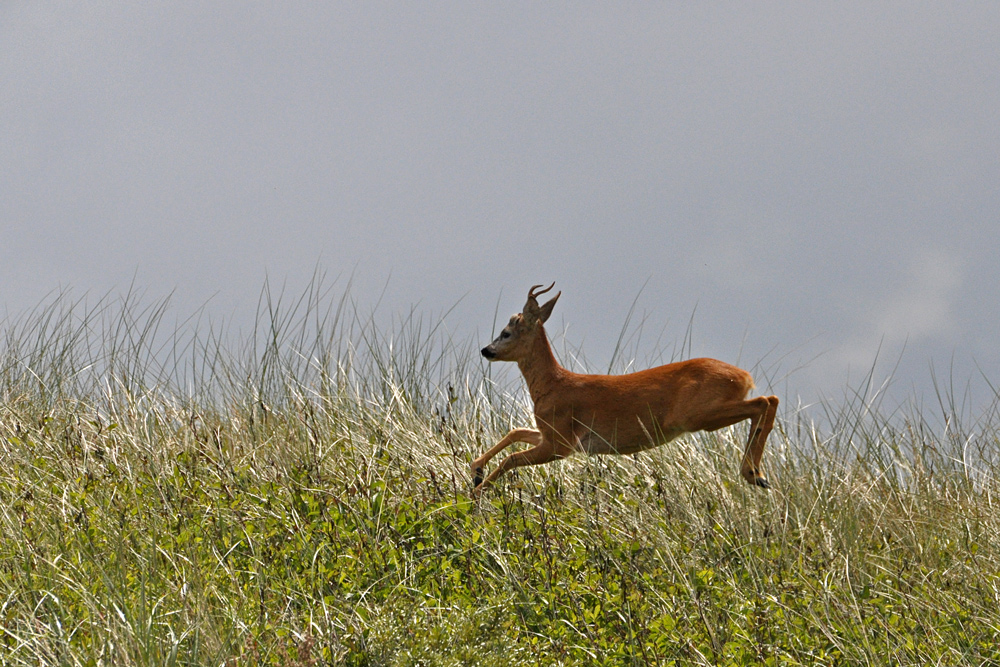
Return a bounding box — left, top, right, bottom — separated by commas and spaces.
743, 469, 770, 489
472, 466, 484, 488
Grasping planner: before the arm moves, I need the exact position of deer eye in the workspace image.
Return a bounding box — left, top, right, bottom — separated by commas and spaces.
500, 331, 511, 339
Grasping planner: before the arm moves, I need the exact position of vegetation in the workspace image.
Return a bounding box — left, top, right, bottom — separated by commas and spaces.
1, 284, 998, 665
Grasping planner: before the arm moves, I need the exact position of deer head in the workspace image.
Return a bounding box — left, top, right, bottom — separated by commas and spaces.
481, 283, 561, 362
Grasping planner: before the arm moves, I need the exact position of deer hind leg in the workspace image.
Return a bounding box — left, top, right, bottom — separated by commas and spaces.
741, 395, 779, 488
682, 395, 778, 489
474, 436, 567, 496
471, 428, 542, 487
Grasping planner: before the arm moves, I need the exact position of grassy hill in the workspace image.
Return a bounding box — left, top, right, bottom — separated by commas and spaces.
1, 290, 998, 665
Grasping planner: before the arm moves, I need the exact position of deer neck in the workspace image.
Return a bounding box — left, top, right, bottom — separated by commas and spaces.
517, 327, 563, 402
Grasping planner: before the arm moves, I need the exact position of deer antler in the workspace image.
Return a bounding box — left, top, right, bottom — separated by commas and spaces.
528, 282, 555, 300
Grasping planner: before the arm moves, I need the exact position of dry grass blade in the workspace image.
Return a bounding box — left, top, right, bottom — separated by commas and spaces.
0, 281, 998, 665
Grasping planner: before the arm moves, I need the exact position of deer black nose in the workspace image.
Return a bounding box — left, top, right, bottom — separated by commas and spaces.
481, 347, 495, 359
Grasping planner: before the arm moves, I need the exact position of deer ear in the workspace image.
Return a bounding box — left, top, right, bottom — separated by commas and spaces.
522, 299, 540, 325
538, 292, 560, 324
522, 282, 556, 325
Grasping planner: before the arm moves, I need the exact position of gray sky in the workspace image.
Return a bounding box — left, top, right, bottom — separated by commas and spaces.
3, 3, 999, 412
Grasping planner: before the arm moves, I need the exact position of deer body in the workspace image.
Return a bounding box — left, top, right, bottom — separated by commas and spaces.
473, 284, 779, 494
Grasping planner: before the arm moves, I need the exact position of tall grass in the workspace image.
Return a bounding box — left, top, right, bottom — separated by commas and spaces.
1, 283, 998, 666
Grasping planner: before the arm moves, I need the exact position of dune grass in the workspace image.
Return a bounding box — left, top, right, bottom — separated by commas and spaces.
1, 285, 999, 666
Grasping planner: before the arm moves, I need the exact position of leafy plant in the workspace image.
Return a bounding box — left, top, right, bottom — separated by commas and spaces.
1, 282, 998, 665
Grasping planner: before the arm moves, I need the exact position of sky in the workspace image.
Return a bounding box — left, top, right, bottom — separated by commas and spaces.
3, 3, 999, 415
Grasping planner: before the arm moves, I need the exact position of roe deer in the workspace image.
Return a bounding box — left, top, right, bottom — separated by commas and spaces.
473, 283, 779, 494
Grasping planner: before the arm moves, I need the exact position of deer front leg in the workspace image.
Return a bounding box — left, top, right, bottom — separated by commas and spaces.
473, 438, 565, 496
471, 428, 542, 487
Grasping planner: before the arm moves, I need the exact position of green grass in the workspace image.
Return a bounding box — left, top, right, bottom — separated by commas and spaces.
1, 285, 999, 666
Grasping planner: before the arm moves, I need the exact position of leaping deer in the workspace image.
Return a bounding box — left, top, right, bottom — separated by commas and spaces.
473, 283, 779, 495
